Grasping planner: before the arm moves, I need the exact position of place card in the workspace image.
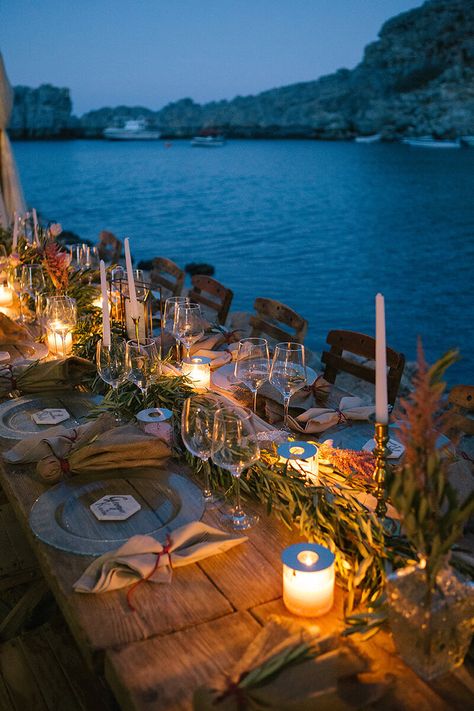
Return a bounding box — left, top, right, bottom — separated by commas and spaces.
363, 437, 405, 459
90, 495, 141, 521
31, 408, 70, 425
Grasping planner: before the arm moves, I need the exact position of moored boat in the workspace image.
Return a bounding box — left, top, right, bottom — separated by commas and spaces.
355, 133, 381, 143
402, 136, 461, 149
103, 119, 161, 141
191, 130, 225, 147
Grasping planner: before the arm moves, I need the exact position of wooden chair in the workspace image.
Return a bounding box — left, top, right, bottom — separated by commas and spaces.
188, 275, 233, 325
249, 298, 308, 344
448, 385, 474, 436
96, 230, 122, 264
321, 330, 405, 406
150, 257, 185, 302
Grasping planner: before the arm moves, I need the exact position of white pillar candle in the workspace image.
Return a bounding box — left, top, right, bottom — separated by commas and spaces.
282, 543, 335, 617
277, 441, 318, 485
12, 211, 18, 252
46, 324, 73, 357
32, 208, 40, 245
375, 293, 388, 424
181, 356, 211, 391
99, 260, 111, 348
124, 238, 139, 320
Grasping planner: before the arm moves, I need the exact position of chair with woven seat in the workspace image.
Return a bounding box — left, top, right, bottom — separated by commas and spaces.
188, 275, 233, 325
321, 329, 405, 406
249, 298, 308, 345
150, 257, 185, 302
448, 385, 474, 437
96, 230, 122, 264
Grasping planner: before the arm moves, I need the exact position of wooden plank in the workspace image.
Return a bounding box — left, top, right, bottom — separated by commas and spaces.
0, 636, 49, 711
105, 611, 262, 711
0, 673, 13, 711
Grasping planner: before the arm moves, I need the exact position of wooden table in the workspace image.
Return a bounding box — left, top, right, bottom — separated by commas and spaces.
0, 394, 473, 710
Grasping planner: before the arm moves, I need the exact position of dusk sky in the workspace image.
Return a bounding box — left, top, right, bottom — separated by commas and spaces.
1, 0, 422, 115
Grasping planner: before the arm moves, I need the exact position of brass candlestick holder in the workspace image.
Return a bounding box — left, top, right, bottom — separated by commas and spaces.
373, 422, 389, 517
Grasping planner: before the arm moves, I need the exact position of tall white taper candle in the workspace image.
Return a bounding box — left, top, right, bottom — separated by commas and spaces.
375, 293, 388, 424
32, 208, 40, 245
124, 238, 139, 320
11, 211, 18, 252
99, 260, 111, 348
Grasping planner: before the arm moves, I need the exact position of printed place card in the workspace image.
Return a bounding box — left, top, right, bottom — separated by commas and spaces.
32, 408, 70, 425
90, 495, 141, 521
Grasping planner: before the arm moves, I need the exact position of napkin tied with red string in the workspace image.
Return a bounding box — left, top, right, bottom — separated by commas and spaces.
290, 397, 375, 435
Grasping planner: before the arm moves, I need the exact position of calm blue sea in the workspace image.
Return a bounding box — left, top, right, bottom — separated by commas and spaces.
13, 139, 474, 383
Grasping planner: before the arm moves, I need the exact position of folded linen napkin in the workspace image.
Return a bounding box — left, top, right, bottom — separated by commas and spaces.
194, 616, 389, 710
0, 313, 33, 344
289, 397, 375, 435
74, 521, 247, 592
0, 356, 96, 396
192, 343, 239, 370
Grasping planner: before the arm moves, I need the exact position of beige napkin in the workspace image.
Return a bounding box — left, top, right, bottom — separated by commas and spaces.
290, 397, 375, 435
192, 343, 238, 370
0, 356, 96, 396
74, 521, 247, 592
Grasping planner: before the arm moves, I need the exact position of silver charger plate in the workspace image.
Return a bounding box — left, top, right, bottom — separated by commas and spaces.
0, 392, 101, 441
212, 362, 318, 392
29, 469, 204, 556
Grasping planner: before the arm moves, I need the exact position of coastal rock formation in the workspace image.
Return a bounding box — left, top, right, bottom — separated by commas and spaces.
9, 0, 474, 140
9, 84, 77, 138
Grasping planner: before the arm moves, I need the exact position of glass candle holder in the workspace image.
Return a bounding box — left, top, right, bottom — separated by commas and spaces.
182, 356, 211, 391
45, 296, 76, 357
278, 441, 319, 484
282, 543, 335, 617
136, 407, 173, 444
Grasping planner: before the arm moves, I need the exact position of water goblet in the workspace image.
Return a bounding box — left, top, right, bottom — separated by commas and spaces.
269, 342, 307, 429
181, 396, 222, 506
174, 302, 204, 360
211, 407, 260, 531
96, 335, 127, 422
125, 337, 160, 404
20, 264, 46, 322
235, 337, 270, 413
163, 296, 190, 359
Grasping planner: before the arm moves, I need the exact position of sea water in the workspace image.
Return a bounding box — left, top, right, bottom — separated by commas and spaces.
13, 139, 474, 382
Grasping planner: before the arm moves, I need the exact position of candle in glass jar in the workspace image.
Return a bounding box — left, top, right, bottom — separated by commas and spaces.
375, 293, 388, 425
0, 284, 13, 307
282, 543, 335, 617
277, 441, 318, 484
46, 323, 73, 356
181, 356, 211, 391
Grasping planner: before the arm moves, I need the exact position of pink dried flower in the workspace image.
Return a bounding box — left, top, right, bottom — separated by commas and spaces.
48, 223, 62, 238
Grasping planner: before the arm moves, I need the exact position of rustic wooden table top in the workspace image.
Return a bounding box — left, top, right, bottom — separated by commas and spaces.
0, 409, 473, 709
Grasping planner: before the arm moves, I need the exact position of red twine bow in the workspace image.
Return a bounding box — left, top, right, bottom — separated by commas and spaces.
59, 457, 70, 474
215, 673, 249, 710
335, 408, 348, 425
461, 450, 474, 465
126, 534, 173, 612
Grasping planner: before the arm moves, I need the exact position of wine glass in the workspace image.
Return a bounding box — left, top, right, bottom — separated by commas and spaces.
96, 335, 127, 422
211, 407, 260, 531
181, 396, 221, 506
235, 338, 270, 413
20, 264, 46, 322
174, 302, 204, 360
163, 296, 190, 359
269, 342, 307, 429
125, 338, 160, 403
44, 296, 77, 356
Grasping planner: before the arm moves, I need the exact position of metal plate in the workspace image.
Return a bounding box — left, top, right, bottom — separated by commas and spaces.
0, 392, 101, 441
29, 469, 205, 555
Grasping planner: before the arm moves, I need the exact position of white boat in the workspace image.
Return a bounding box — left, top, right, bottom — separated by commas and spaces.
402, 136, 461, 149
191, 135, 225, 147
355, 133, 381, 144
103, 119, 161, 141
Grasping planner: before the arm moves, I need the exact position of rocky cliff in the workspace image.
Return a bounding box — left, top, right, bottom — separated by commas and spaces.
9, 84, 78, 138
9, 0, 474, 140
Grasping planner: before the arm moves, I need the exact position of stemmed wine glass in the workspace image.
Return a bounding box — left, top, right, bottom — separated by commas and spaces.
125, 338, 160, 404
181, 396, 221, 506
174, 302, 204, 360
269, 342, 307, 430
211, 407, 260, 531
20, 264, 46, 322
96, 335, 127, 422
235, 337, 270, 413
162, 296, 190, 359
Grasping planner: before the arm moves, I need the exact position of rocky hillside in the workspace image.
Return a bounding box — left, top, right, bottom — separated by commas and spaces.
9, 84, 78, 138
9, 0, 474, 139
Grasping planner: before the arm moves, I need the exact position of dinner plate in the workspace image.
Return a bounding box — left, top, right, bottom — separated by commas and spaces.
29, 469, 204, 555
0, 391, 101, 441
211, 362, 318, 392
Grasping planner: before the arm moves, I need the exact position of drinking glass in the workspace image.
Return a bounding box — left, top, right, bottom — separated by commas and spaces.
181, 396, 221, 506
20, 264, 46, 321
163, 296, 190, 359
44, 296, 77, 356
211, 407, 260, 531
10, 266, 25, 322
235, 338, 270, 413
125, 338, 160, 403
174, 302, 204, 360
96, 335, 127, 422
269, 342, 307, 429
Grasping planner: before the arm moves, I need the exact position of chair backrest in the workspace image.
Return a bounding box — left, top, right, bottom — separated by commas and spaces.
188, 275, 233, 325
149, 257, 185, 301
97, 230, 122, 263
249, 298, 308, 345
321, 329, 405, 406
448, 385, 474, 436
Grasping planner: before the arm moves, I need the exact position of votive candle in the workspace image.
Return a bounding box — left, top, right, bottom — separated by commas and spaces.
0, 283, 13, 307
181, 356, 211, 391
282, 543, 335, 617
124, 238, 139, 320
47, 323, 73, 356
277, 441, 318, 484
375, 293, 388, 424
99, 260, 111, 347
